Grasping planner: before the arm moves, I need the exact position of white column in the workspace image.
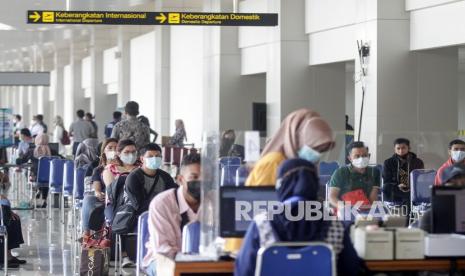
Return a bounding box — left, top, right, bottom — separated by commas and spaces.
154, 25, 171, 140
117, 27, 131, 108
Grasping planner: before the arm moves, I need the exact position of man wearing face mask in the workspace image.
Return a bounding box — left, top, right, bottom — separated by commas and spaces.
329, 141, 381, 209
124, 143, 177, 220
434, 139, 465, 186
143, 153, 201, 276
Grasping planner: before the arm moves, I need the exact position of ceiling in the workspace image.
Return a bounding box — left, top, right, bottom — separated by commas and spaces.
0, 0, 205, 69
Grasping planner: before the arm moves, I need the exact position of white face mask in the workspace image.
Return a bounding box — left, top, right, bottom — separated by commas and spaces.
120, 153, 137, 165
106, 151, 116, 161
451, 150, 465, 163
352, 157, 370, 169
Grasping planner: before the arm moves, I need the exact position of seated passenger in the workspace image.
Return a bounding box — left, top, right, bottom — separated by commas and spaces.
329, 141, 380, 211
74, 138, 100, 169
434, 139, 465, 186
16, 128, 33, 160
125, 143, 177, 220
143, 153, 201, 275
32, 134, 53, 208
419, 163, 465, 233
0, 193, 26, 268
102, 139, 140, 189
219, 129, 245, 160
80, 138, 118, 242
383, 138, 424, 205
168, 119, 187, 148
235, 159, 365, 276
246, 109, 335, 186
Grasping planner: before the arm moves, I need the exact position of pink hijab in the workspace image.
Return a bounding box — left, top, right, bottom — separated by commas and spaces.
33, 134, 51, 158
261, 109, 335, 158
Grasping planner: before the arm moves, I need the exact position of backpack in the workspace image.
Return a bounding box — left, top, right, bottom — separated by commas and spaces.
61, 129, 71, 145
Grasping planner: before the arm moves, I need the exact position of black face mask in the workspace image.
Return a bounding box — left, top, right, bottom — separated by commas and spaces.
187, 180, 201, 202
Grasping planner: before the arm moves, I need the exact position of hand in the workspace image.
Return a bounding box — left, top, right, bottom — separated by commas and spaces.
95, 192, 105, 201
398, 183, 409, 192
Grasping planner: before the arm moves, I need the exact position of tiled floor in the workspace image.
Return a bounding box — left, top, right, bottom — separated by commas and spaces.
5, 208, 136, 276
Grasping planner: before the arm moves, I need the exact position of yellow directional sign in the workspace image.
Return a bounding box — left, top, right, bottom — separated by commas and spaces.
155, 13, 166, 24
27, 11, 278, 26
28, 11, 41, 22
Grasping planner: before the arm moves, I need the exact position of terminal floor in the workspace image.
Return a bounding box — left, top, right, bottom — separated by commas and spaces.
5, 208, 136, 276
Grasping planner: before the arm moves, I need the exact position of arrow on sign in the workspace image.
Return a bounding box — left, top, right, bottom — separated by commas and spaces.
29, 11, 41, 22
155, 13, 166, 23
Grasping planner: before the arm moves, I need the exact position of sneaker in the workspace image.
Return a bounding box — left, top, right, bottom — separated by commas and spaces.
9, 257, 27, 265
121, 257, 134, 268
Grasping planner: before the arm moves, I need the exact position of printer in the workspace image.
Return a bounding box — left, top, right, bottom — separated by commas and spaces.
395, 228, 425, 259
354, 227, 394, 260
425, 234, 465, 257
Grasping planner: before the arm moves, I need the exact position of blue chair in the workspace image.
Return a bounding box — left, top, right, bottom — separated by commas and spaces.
410, 169, 436, 223
61, 160, 74, 224
36, 156, 59, 188
136, 211, 149, 276
220, 165, 240, 186
256, 242, 335, 276
219, 157, 241, 168
319, 162, 339, 176
182, 221, 200, 254
318, 175, 331, 204
71, 166, 86, 271
235, 165, 249, 186
62, 160, 74, 197
48, 159, 66, 220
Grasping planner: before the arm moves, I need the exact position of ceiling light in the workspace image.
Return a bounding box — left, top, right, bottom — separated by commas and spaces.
0, 23, 15, 31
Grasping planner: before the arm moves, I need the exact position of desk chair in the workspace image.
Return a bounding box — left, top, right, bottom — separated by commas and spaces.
319, 162, 339, 176
136, 211, 149, 276
220, 165, 240, 186
410, 169, 436, 224
256, 242, 335, 276
235, 165, 249, 186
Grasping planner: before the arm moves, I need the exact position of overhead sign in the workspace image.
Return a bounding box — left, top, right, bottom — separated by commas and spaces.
27, 11, 278, 26
0, 72, 50, 86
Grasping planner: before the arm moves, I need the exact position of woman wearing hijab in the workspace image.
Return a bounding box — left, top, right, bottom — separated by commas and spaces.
235, 159, 364, 276
74, 138, 100, 169
246, 109, 335, 186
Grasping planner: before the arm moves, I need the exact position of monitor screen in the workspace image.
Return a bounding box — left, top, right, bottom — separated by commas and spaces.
219, 186, 278, 238
432, 186, 465, 234
48, 143, 59, 154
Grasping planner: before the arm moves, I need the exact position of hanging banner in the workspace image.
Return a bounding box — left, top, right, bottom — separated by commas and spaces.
27, 11, 278, 26
0, 108, 14, 148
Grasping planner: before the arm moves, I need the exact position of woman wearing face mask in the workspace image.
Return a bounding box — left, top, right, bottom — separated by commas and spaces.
235, 159, 365, 276
246, 109, 335, 186
80, 138, 119, 243
102, 139, 140, 188
226, 109, 335, 253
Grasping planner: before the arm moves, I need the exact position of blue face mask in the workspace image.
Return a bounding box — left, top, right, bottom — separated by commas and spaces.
145, 156, 162, 170
298, 145, 321, 164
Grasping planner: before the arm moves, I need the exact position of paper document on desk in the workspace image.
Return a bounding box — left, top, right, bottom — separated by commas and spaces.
175, 253, 217, 262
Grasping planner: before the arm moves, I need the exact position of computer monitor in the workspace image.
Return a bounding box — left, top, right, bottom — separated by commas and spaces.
431, 186, 465, 234
48, 143, 59, 154
219, 186, 278, 238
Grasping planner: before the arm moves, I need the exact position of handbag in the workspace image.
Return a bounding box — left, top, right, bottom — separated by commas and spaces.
80, 247, 110, 276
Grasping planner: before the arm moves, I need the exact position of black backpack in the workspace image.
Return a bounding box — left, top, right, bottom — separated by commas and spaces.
105, 174, 128, 223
